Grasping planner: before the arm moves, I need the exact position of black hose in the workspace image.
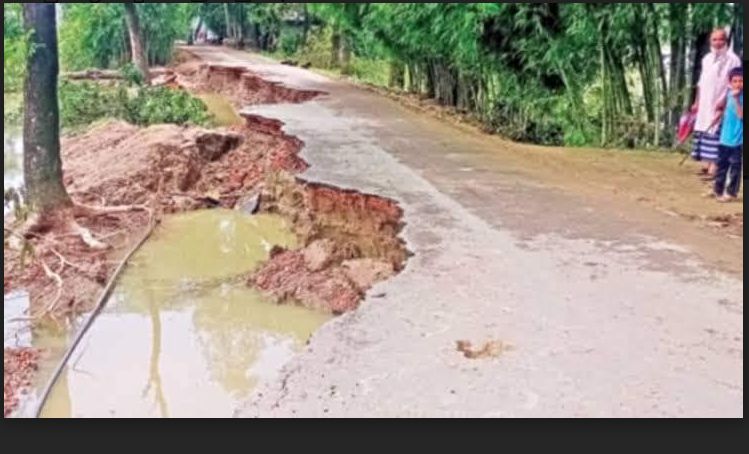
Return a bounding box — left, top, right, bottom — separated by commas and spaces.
34, 212, 157, 418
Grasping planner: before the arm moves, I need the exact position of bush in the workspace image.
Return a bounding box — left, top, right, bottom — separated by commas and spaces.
3, 4, 27, 93
59, 81, 128, 129
120, 63, 145, 87
59, 80, 211, 130
127, 86, 211, 126
279, 31, 303, 57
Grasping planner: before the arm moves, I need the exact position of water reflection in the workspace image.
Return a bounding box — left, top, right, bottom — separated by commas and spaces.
38, 210, 330, 418
142, 296, 169, 418
4, 128, 23, 216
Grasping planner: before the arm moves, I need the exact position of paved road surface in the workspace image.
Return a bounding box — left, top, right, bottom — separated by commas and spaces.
186, 46, 742, 418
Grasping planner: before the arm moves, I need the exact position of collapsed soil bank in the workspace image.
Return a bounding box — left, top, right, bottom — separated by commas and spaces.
3, 56, 408, 416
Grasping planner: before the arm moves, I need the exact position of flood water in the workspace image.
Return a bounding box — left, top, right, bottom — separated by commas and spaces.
23, 209, 329, 418
4, 291, 31, 349
198, 93, 243, 127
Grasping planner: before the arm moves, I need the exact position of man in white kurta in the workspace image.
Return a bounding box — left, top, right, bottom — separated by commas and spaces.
691, 28, 742, 176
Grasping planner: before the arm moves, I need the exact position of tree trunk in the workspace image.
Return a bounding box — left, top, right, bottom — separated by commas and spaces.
22, 3, 72, 214
302, 4, 311, 46
331, 31, 341, 68
732, 3, 743, 57
689, 31, 711, 104
123, 3, 150, 84
190, 16, 202, 46
425, 60, 435, 98
389, 60, 405, 90
236, 4, 245, 48
646, 3, 668, 146
224, 3, 231, 40
339, 35, 352, 74
247, 23, 260, 50
600, 31, 609, 146
668, 3, 688, 138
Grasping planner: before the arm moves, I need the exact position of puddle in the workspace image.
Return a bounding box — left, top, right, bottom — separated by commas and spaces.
4, 291, 31, 348
4, 127, 23, 216
28, 209, 330, 418
198, 93, 243, 127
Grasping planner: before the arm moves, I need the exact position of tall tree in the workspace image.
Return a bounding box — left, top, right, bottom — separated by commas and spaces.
21, 4, 139, 247
732, 3, 743, 57
22, 3, 72, 215
123, 3, 150, 84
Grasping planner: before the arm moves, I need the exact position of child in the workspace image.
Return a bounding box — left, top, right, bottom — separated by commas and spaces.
711, 67, 743, 202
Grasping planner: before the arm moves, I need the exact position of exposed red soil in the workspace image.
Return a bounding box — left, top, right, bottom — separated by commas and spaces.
3, 51, 407, 416
191, 63, 325, 106
166, 49, 325, 108
247, 172, 408, 314
4, 348, 40, 417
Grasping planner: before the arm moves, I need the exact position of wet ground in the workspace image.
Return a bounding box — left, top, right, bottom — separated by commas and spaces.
178, 46, 742, 418
197, 93, 244, 127
4, 46, 743, 418
21, 210, 329, 418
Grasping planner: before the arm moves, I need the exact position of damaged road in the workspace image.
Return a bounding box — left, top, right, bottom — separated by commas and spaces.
3, 51, 408, 416
5, 43, 742, 418
176, 46, 742, 418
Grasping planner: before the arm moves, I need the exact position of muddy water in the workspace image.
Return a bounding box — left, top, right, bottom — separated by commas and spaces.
198, 93, 243, 127
4, 292, 31, 348
32, 209, 329, 418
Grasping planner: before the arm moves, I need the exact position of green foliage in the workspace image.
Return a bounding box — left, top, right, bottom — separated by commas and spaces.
7, 2, 741, 149
140, 3, 196, 65
127, 86, 211, 126
279, 30, 303, 57
59, 3, 195, 71
3, 92, 23, 125
296, 26, 335, 68
347, 58, 391, 88
295, 2, 739, 148
120, 62, 145, 86
59, 3, 128, 70
4, 3, 28, 92
59, 81, 210, 130
59, 80, 128, 129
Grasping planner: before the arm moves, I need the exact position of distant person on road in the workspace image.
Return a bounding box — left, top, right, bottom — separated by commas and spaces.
710, 67, 743, 202
691, 28, 742, 180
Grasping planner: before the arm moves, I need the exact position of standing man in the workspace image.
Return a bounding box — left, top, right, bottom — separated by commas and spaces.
691, 28, 742, 179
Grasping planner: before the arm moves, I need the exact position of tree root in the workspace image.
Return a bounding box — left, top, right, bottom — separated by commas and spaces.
69, 221, 109, 250
10, 257, 64, 323
72, 203, 150, 218
49, 248, 89, 274
7, 203, 156, 327
69, 203, 151, 250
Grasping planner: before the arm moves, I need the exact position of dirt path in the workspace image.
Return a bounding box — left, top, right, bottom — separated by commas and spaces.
207, 46, 741, 417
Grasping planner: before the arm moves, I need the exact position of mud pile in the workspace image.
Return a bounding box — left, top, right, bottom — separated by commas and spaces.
250, 174, 408, 314
4, 348, 40, 417
56, 110, 407, 316
62, 121, 246, 212
58, 114, 408, 315
190, 64, 325, 106
60, 58, 407, 315
6, 54, 407, 326
3, 54, 409, 416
